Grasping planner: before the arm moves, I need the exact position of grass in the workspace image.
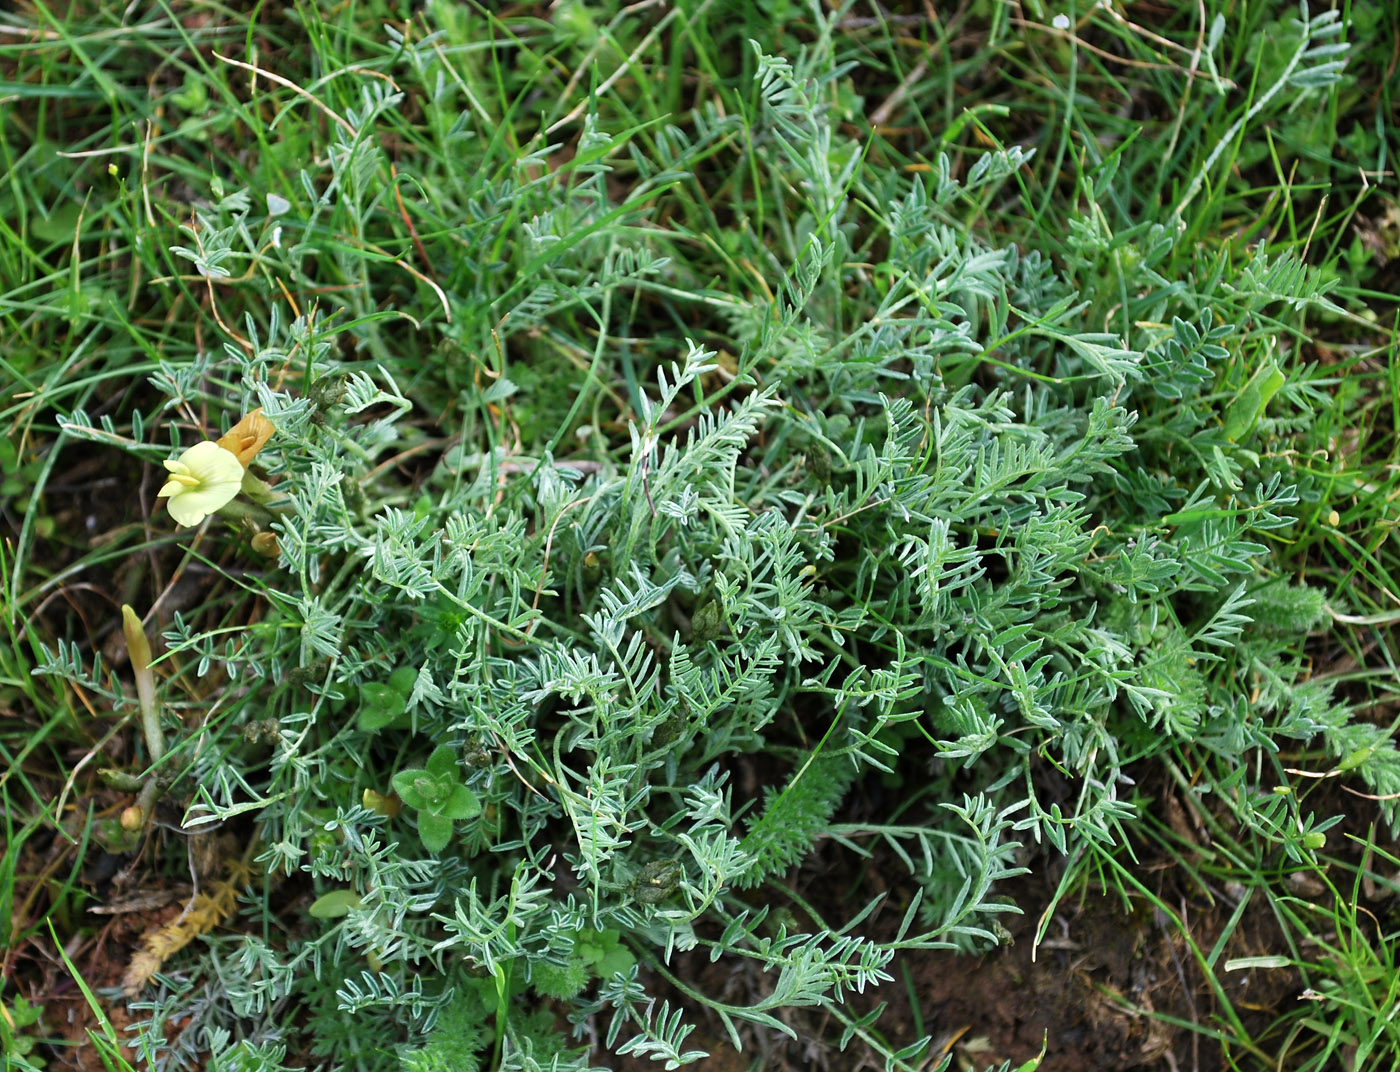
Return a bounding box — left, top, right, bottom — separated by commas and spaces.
2, 1, 1399, 1070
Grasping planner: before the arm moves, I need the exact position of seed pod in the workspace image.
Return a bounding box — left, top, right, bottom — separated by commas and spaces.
691, 600, 722, 642
632, 859, 683, 904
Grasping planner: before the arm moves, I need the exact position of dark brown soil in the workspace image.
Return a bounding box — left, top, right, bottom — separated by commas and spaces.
864, 864, 1296, 1072
609, 783, 1329, 1072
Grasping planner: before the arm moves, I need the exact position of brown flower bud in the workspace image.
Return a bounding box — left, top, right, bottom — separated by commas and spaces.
362, 788, 401, 818
216, 408, 276, 468
250, 531, 280, 557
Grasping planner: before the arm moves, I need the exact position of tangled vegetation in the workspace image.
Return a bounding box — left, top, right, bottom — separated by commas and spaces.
3, 2, 1398, 1070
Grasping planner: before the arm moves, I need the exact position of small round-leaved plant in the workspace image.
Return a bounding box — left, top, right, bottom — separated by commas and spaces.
391, 745, 481, 853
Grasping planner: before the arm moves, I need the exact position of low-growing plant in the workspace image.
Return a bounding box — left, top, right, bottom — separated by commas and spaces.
391, 745, 482, 854
1279, 888, 1400, 1068
0, 992, 47, 1070
8, 1, 1398, 1070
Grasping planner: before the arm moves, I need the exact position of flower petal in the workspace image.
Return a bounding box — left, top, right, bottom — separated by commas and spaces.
166, 493, 212, 526
158, 441, 245, 527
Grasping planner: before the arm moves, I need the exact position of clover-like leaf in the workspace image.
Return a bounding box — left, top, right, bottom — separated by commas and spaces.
386, 665, 417, 697
595, 942, 636, 980
425, 744, 458, 780
439, 784, 481, 821
358, 682, 408, 731
417, 810, 454, 853
359, 682, 401, 710
392, 767, 430, 809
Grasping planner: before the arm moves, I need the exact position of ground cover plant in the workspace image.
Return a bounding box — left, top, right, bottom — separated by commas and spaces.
3, 1, 1399, 1070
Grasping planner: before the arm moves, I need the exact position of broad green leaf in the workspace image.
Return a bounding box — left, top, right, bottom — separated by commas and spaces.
1222, 356, 1284, 441
417, 811, 454, 853
308, 889, 363, 919
439, 784, 481, 821
392, 768, 429, 808
425, 744, 458, 779
387, 666, 418, 697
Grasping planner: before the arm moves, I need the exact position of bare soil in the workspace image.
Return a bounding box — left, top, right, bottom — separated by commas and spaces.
611, 766, 1358, 1072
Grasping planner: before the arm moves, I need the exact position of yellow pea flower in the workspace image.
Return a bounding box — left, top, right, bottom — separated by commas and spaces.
157, 441, 245, 526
